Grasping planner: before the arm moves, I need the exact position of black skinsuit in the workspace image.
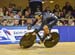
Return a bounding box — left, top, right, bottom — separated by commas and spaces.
32, 13, 58, 31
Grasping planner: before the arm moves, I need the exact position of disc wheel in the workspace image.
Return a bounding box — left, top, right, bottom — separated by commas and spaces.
44, 32, 60, 48
19, 32, 36, 48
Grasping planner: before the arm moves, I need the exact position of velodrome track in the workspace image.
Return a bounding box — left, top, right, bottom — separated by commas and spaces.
0, 42, 75, 55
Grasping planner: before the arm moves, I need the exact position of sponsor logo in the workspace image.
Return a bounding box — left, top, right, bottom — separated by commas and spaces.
0, 28, 59, 44
1, 28, 16, 43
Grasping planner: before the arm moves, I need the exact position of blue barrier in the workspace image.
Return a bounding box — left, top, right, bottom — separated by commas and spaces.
0, 26, 75, 44
53, 26, 75, 42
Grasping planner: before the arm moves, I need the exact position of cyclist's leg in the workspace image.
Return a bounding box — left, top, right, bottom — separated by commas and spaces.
42, 17, 58, 34
42, 17, 58, 42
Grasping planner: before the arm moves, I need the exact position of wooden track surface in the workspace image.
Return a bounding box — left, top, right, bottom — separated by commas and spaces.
0, 42, 75, 55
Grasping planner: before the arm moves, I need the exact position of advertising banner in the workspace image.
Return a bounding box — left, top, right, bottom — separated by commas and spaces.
0, 26, 75, 44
